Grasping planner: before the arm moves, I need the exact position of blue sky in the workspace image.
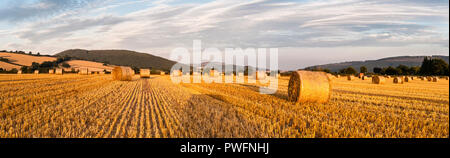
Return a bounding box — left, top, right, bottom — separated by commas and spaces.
0, 0, 448, 70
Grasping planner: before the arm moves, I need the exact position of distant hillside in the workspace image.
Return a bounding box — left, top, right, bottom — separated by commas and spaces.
305, 55, 449, 72
56, 49, 177, 71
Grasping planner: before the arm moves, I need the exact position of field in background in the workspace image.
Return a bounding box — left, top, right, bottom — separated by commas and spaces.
0, 74, 448, 138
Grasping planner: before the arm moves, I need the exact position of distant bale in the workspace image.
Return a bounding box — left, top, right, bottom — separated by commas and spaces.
393, 77, 403, 84
410, 76, 414, 80
257, 71, 267, 80
372, 76, 385, 84
79, 68, 89, 75
160, 71, 165, 75
55, 68, 63, 75
403, 76, 409, 82
34, 70, 39, 74
238, 72, 244, 77
17, 70, 22, 74
358, 73, 364, 78
172, 70, 181, 76
112, 66, 133, 81
433, 77, 439, 82
288, 70, 331, 103
419, 76, 425, 80
49, 69, 55, 74
426, 76, 432, 82
336, 75, 340, 78
362, 76, 370, 80
446, 76, 449, 80
99, 71, 105, 75
347, 75, 355, 81
140, 69, 151, 78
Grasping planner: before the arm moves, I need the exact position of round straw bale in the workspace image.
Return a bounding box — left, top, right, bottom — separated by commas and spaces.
160, 71, 165, 75
403, 76, 409, 82
446, 76, 449, 80
112, 66, 133, 81
55, 68, 63, 75
257, 71, 267, 80
358, 73, 364, 78
34, 70, 39, 74
79, 68, 89, 75
49, 69, 54, 74
433, 77, 439, 82
426, 76, 432, 81
288, 70, 331, 103
99, 71, 105, 75
393, 77, 403, 84
17, 70, 22, 74
372, 76, 385, 84
140, 69, 151, 78
347, 75, 355, 81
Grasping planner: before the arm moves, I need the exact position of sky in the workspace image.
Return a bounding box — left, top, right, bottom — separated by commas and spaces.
0, 0, 448, 70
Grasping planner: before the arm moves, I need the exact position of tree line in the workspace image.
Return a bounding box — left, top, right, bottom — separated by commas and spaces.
311, 57, 449, 76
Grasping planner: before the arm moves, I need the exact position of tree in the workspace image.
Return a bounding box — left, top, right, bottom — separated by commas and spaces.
21, 66, 29, 73
31, 62, 40, 71
396, 65, 409, 75
360, 66, 367, 74
373, 67, 382, 74
62, 63, 70, 68
419, 57, 449, 76
384, 66, 400, 75
339, 67, 357, 75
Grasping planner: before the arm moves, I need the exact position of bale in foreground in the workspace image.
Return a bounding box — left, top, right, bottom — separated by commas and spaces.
112, 66, 133, 81
288, 70, 331, 103
372, 76, 385, 84
140, 69, 151, 78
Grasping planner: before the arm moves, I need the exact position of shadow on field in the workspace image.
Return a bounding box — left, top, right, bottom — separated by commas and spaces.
237, 84, 289, 101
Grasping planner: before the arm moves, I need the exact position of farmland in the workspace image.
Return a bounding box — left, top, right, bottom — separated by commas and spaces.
0, 74, 448, 138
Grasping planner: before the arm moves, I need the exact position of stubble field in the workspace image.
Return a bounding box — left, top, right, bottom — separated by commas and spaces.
0, 74, 448, 138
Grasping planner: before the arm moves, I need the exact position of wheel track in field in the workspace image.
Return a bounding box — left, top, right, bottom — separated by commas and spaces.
18, 80, 120, 137
104, 81, 140, 138
0, 78, 113, 135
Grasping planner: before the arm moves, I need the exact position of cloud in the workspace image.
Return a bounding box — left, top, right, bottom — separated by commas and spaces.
0, 0, 448, 70
0, 0, 99, 22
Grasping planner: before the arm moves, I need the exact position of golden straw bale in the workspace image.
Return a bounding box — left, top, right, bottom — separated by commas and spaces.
49, 69, 54, 74
112, 66, 133, 81
426, 76, 432, 81
79, 68, 89, 75
172, 70, 181, 76
55, 68, 63, 75
140, 69, 151, 78
372, 76, 385, 84
160, 71, 165, 75
393, 77, 403, 84
34, 70, 39, 74
99, 71, 105, 75
17, 70, 22, 74
446, 76, 449, 80
358, 73, 364, 78
288, 70, 331, 103
433, 77, 439, 82
257, 71, 267, 80
347, 75, 355, 81
403, 76, 409, 82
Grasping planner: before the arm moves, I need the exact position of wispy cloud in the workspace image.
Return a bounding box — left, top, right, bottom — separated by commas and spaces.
0, 0, 448, 69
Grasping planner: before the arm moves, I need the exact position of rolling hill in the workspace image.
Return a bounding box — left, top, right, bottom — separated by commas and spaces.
0, 52, 56, 66
305, 55, 449, 72
56, 49, 177, 71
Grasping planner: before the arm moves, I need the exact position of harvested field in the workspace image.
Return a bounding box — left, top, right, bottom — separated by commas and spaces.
0, 74, 448, 138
